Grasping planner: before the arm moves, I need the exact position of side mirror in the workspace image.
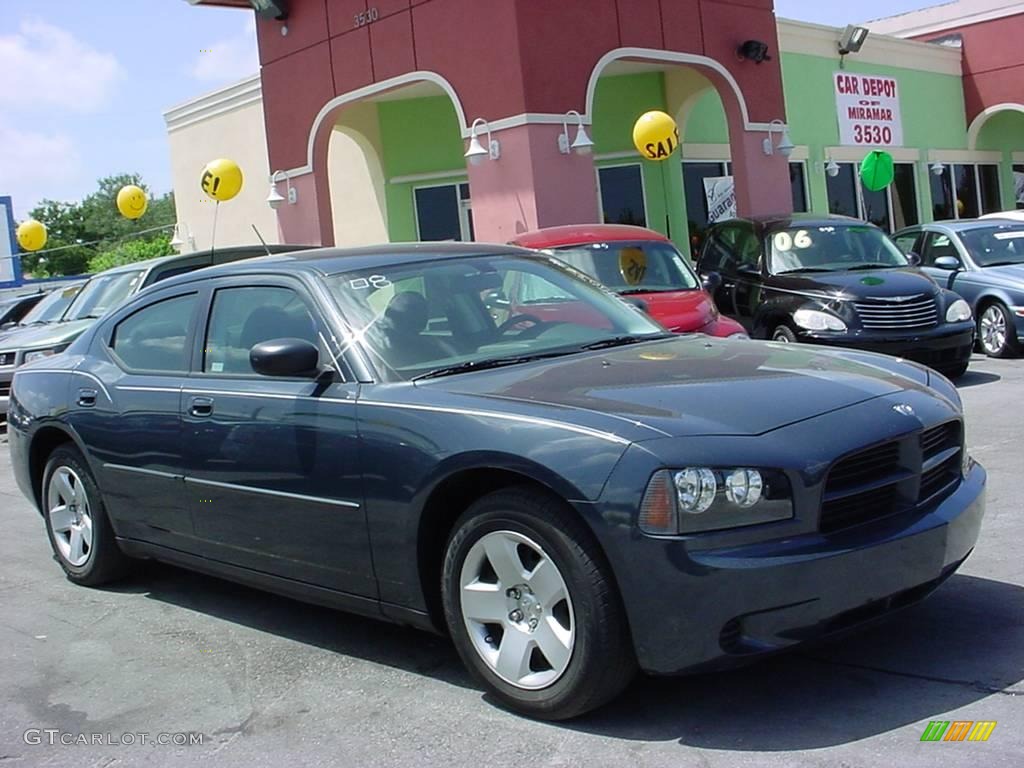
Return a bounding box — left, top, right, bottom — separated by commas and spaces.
702, 271, 723, 294
933, 255, 961, 271
250, 338, 321, 378
906, 252, 922, 267
0, 321, 14, 330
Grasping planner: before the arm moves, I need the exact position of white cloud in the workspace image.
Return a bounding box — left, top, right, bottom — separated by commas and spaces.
0, 19, 122, 113
0, 120, 85, 218
191, 18, 259, 84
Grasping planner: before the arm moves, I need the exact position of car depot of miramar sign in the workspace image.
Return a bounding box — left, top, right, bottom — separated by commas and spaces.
834, 72, 904, 148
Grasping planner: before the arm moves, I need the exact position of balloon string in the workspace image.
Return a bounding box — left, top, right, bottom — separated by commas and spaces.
210, 201, 220, 257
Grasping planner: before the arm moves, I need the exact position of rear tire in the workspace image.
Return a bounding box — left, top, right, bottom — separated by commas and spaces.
442, 487, 636, 720
771, 324, 799, 343
977, 302, 1019, 358
42, 445, 129, 586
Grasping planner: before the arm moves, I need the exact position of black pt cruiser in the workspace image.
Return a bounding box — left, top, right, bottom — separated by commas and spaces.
8, 244, 985, 720
696, 215, 976, 378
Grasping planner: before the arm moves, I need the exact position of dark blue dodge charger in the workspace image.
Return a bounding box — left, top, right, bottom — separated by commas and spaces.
8, 244, 986, 719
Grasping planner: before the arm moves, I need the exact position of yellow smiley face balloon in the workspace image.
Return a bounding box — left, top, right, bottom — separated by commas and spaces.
633, 110, 680, 162
116, 185, 149, 220
16, 219, 48, 252
200, 158, 244, 202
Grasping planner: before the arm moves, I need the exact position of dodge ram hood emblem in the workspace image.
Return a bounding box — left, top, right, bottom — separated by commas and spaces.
893, 404, 916, 417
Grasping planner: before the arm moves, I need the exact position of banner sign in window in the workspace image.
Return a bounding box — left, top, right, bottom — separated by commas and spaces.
704, 176, 736, 224
834, 72, 904, 148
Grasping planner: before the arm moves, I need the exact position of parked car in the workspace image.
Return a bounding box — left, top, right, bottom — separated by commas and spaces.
0, 282, 85, 340
893, 220, 1024, 357
510, 224, 747, 337
0, 291, 45, 329
10, 243, 985, 720
0, 245, 303, 420
980, 210, 1024, 223
696, 215, 976, 378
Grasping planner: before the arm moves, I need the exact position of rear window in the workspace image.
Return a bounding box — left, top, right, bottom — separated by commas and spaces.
548, 241, 699, 294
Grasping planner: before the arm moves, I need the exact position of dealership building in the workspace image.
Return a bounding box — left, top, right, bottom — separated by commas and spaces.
170, 0, 1024, 257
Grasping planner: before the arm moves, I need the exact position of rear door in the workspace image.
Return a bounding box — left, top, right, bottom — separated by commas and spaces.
180, 276, 375, 598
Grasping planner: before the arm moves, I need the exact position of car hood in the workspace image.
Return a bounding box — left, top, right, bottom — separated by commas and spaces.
0, 319, 96, 351
429, 336, 934, 438
979, 263, 1024, 287
622, 289, 718, 333
769, 267, 940, 301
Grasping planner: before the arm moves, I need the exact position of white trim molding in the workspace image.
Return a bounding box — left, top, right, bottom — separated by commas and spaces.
825, 146, 922, 163
389, 170, 467, 186
967, 103, 1024, 150
927, 149, 1004, 164
1013, 152, 1024, 163
866, 1, 1024, 39
164, 74, 262, 132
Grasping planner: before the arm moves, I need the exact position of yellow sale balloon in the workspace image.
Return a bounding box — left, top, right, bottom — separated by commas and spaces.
633, 110, 680, 162
116, 185, 149, 220
16, 219, 47, 252
200, 158, 243, 202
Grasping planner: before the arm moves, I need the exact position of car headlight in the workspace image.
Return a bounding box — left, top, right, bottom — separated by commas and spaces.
22, 345, 69, 365
946, 299, 972, 323
793, 308, 847, 332
639, 468, 794, 535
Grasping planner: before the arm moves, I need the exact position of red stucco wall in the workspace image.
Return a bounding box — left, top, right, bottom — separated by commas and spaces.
255, 0, 786, 172
915, 13, 1024, 123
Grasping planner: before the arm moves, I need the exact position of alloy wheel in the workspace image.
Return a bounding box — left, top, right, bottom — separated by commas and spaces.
459, 530, 575, 690
47, 467, 93, 567
980, 306, 1007, 355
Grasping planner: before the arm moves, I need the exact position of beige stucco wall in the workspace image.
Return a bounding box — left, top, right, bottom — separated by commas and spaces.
165, 77, 280, 251
328, 101, 390, 246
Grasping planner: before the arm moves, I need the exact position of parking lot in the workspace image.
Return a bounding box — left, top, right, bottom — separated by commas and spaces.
0, 353, 1020, 768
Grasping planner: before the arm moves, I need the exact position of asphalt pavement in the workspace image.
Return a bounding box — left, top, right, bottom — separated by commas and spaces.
0, 353, 1020, 767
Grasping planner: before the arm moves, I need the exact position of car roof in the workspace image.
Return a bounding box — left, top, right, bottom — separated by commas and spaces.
510, 224, 671, 249
91, 243, 307, 277
913, 219, 1024, 233
151, 242, 536, 289
713, 213, 865, 233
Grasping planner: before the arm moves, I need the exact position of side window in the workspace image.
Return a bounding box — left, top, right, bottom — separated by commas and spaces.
110, 294, 197, 373
920, 232, 957, 267
733, 225, 762, 271
204, 286, 319, 375
516, 273, 575, 304
700, 228, 738, 274
893, 232, 920, 256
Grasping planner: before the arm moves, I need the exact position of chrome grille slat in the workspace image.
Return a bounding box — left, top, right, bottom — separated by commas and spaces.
853, 296, 938, 330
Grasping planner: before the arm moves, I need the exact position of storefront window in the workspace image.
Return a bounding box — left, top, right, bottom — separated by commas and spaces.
598, 165, 646, 227
978, 165, 1002, 214
682, 161, 729, 250
930, 164, 1001, 220
1015, 164, 1024, 210
790, 163, 808, 213
930, 166, 955, 220
415, 182, 472, 241
953, 164, 980, 219
826, 162, 917, 232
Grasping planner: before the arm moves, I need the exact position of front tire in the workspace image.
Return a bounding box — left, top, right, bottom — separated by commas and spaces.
978, 302, 1019, 358
442, 487, 635, 720
42, 445, 129, 586
771, 323, 799, 343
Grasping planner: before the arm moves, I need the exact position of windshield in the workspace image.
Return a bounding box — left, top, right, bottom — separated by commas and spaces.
959, 225, 1024, 267
18, 284, 84, 325
326, 253, 667, 381
64, 270, 143, 321
768, 225, 909, 275
547, 241, 700, 294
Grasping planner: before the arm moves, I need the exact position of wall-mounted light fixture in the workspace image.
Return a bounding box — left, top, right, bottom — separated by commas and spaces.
465, 118, 501, 166
557, 110, 594, 156
737, 39, 771, 64
931, 162, 947, 177
838, 25, 870, 68
763, 120, 795, 158
267, 170, 297, 210
825, 157, 841, 177
170, 223, 196, 252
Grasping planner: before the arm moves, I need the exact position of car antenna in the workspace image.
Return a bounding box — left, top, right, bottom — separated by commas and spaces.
251, 224, 272, 257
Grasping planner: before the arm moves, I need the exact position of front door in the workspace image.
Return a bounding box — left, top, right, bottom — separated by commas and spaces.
181, 280, 375, 598
70, 290, 201, 545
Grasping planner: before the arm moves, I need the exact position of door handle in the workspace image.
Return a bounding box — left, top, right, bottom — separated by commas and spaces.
189, 396, 214, 417
77, 388, 97, 408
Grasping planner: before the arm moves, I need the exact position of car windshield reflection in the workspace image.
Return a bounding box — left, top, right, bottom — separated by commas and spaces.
769, 225, 909, 275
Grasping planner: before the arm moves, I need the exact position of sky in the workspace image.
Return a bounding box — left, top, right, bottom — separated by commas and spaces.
1, 0, 937, 220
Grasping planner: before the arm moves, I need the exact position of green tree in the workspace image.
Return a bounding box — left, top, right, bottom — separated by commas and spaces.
87, 233, 174, 273
20, 174, 176, 277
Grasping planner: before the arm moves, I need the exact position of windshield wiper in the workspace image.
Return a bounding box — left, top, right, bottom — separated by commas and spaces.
577, 334, 673, 351
413, 351, 575, 381
845, 263, 899, 271
780, 267, 833, 274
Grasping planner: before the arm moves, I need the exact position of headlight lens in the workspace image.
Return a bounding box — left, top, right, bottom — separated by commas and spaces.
946, 299, 972, 323
793, 308, 847, 332
22, 345, 68, 365
639, 468, 793, 534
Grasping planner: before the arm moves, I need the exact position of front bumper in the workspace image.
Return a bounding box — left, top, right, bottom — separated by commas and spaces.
797, 323, 974, 370
0, 368, 11, 423
601, 461, 985, 675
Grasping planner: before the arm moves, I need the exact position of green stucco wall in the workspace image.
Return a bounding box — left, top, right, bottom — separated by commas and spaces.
975, 110, 1024, 210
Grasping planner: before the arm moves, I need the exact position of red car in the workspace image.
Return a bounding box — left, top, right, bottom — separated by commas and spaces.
511, 224, 747, 337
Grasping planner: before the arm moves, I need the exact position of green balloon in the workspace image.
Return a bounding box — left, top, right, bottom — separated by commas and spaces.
860, 150, 895, 192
